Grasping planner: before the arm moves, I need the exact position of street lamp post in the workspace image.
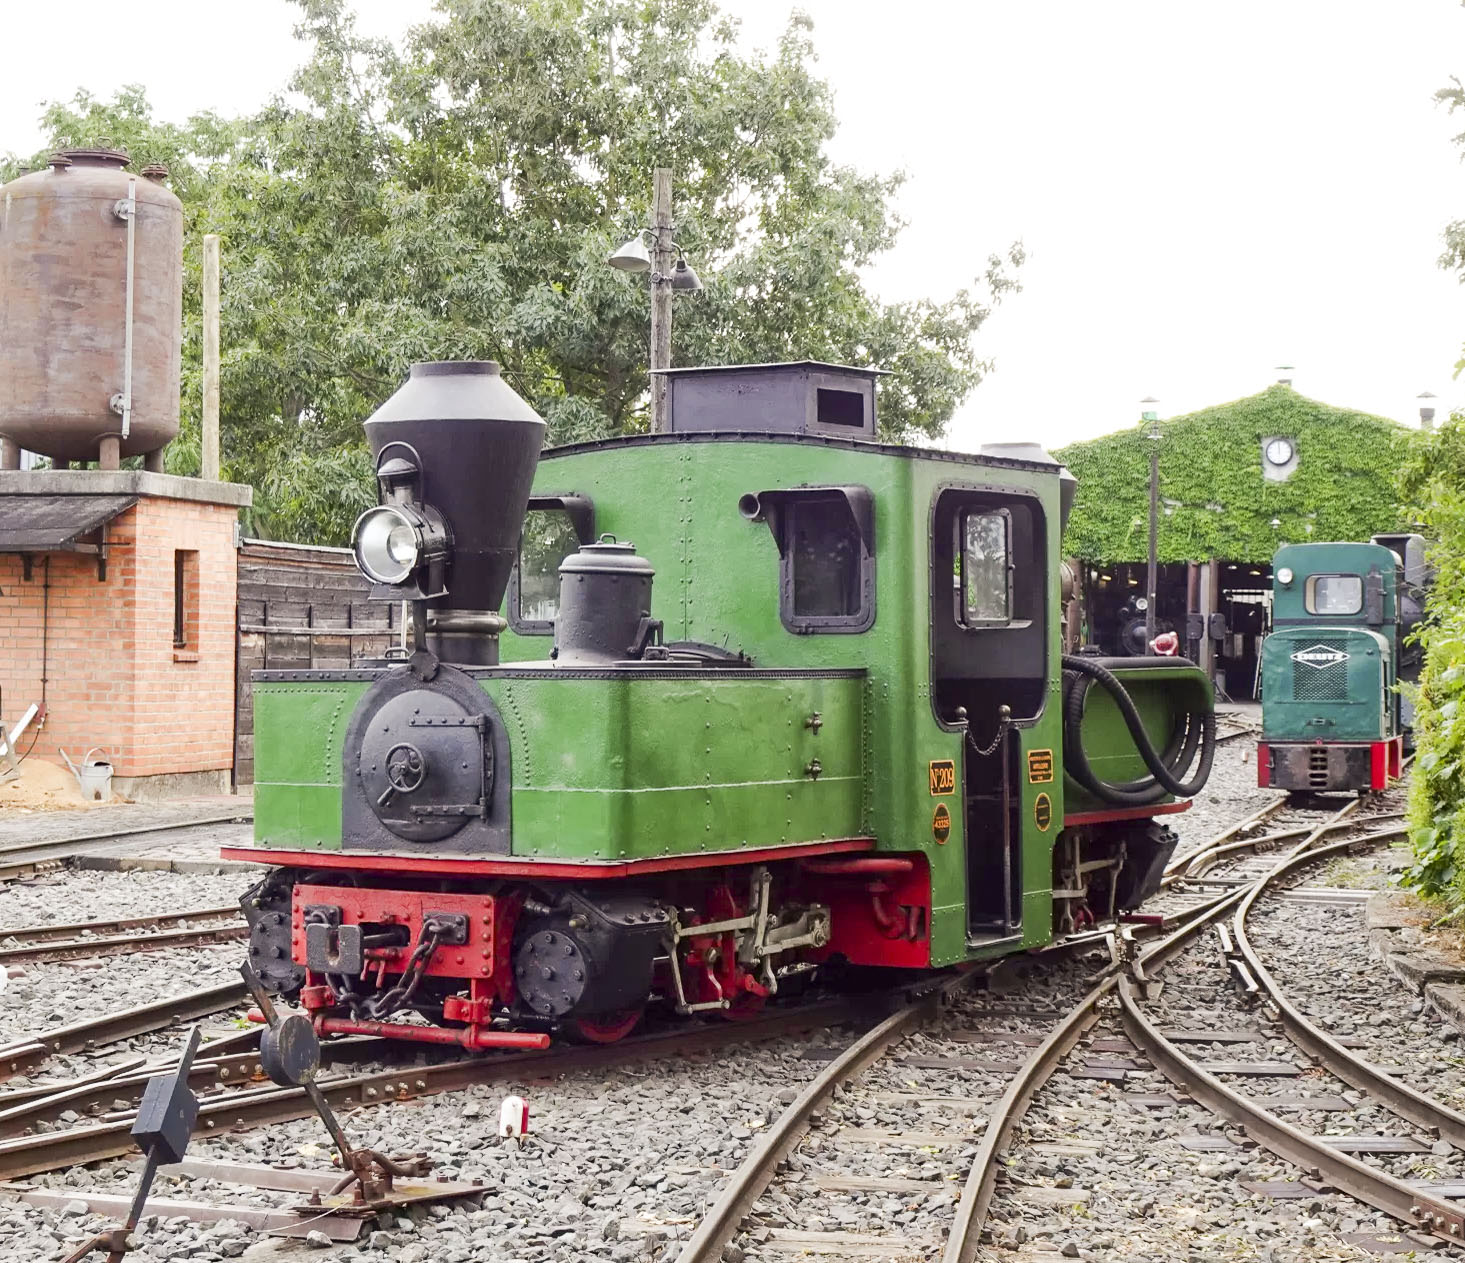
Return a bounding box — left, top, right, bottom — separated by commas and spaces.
649, 169, 674, 433
607, 169, 703, 434
1141, 397, 1161, 647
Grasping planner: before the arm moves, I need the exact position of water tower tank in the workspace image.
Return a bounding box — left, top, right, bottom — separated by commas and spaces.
0, 148, 183, 469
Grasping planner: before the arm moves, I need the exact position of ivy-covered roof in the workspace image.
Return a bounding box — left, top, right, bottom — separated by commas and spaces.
1054, 385, 1417, 563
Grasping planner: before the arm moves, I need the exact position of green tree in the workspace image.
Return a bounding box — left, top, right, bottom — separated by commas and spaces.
5, 0, 1020, 544
1404, 46, 1465, 912
1399, 416, 1465, 911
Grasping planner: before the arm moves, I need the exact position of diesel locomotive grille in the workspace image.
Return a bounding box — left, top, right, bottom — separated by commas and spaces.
1289, 637, 1350, 702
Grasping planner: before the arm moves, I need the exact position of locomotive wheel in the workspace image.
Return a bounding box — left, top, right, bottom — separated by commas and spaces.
563, 1007, 644, 1044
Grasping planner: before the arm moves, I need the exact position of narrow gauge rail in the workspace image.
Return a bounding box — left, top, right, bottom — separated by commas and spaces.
0, 793, 1434, 1255
0, 996, 885, 1186
0, 980, 248, 1080
0, 906, 245, 966
673, 792, 1431, 1263
0, 810, 252, 884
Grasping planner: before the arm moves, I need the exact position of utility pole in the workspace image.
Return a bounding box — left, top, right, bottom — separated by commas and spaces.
1141, 398, 1160, 648
201, 234, 221, 481
649, 168, 674, 434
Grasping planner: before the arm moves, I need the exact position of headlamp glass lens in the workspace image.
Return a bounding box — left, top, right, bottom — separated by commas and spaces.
354, 507, 420, 584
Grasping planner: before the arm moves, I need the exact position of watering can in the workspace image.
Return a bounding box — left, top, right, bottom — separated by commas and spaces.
60, 747, 113, 801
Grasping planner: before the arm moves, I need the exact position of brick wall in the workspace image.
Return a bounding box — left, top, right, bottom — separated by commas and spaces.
128, 497, 239, 777
0, 495, 239, 780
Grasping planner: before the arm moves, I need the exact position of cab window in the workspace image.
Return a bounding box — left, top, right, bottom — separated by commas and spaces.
789, 496, 860, 619
780, 492, 874, 632
509, 508, 580, 633
959, 510, 1011, 626
1306, 573, 1363, 616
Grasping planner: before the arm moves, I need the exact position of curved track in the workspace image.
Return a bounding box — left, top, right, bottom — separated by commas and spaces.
674, 783, 1439, 1263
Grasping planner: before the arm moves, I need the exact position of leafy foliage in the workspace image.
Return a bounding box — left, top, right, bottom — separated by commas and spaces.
1055, 386, 1416, 562
3, 0, 1020, 544
1400, 415, 1465, 910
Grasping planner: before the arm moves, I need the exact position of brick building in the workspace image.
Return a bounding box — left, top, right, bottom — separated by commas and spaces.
0, 470, 251, 799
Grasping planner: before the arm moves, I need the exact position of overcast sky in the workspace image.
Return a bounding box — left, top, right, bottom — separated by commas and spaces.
4, 0, 1465, 449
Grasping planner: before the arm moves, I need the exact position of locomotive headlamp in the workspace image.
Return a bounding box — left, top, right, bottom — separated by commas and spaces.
1277, 566, 1294, 586
351, 503, 452, 597
354, 506, 422, 584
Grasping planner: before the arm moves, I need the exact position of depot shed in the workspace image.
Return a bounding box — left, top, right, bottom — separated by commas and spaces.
1055, 385, 1417, 698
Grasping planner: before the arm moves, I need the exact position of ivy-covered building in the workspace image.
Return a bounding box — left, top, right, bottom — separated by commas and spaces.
1055, 384, 1416, 697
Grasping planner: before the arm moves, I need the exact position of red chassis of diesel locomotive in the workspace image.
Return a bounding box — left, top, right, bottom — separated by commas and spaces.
229, 838, 933, 1051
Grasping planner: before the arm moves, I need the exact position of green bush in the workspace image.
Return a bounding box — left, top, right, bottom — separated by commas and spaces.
1401, 414, 1465, 909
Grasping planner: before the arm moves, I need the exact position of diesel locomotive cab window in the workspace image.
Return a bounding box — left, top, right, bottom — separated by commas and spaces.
511, 508, 581, 632
959, 511, 1011, 625
1306, 574, 1363, 616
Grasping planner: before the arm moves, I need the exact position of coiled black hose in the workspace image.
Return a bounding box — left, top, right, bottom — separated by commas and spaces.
1062, 654, 1216, 806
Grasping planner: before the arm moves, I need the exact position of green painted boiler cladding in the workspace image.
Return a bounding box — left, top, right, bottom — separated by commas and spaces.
231, 360, 1217, 1052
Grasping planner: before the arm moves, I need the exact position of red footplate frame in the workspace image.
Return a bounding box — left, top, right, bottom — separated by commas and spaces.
286, 883, 546, 1050
291, 884, 506, 982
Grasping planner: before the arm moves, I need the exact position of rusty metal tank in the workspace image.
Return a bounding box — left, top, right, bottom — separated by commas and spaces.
0, 148, 183, 468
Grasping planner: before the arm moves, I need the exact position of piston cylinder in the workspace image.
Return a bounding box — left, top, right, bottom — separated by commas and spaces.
0, 149, 182, 466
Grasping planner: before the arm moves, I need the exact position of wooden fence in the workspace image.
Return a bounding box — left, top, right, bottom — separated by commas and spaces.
234, 539, 400, 784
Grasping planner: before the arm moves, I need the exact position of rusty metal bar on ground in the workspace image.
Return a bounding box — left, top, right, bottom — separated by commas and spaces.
1162, 796, 1287, 885
672, 974, 975, 1263
1118, 973, 1464, 1247
0, 810, 253, 865
1230, 825, 1465, 1145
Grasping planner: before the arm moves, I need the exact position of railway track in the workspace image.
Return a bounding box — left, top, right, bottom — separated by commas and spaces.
1, 783, 1445, 1259
0, 994, 894, 1182
0, 809, 251, 883
672, 786, 1440, 1263
0, 904, 244, 965
0, 978, 249, 1081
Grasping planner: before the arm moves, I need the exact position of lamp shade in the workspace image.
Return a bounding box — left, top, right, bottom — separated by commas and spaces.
670, 257, 703, 291
607, 235, 652, 272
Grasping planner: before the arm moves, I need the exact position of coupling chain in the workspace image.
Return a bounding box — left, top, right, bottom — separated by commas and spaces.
363, 921, 445, 1019
967, 726, 1005, 758
966, 705, 1013, 759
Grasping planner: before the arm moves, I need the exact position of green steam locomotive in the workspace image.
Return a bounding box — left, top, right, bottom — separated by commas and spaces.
230, 360, 1215, 1049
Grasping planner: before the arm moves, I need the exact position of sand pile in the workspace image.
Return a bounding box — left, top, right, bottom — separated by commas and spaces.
0, 756, 124, 811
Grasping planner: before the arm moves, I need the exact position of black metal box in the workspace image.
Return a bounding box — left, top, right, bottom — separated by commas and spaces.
132, 1070, 199, 1165
657, 361, 883, 439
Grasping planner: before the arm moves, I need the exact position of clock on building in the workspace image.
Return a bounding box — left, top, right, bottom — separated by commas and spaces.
1264, 437, 1294, 466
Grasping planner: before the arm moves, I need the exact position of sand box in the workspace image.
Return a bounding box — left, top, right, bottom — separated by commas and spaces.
0, 756, 124, 811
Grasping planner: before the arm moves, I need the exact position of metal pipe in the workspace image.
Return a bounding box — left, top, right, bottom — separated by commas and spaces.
1000, 721, 1014, 930
116, 178, 137, 442
201, 234, 220, 480
1146, 443, 1158, 644
312, 1016, 550, 1051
